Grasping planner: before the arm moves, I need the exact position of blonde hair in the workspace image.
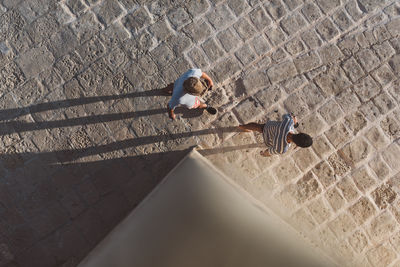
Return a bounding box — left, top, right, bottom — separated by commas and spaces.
183, 77, 204, 96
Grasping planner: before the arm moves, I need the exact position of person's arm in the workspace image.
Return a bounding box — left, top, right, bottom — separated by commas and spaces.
201, 72, 214, 88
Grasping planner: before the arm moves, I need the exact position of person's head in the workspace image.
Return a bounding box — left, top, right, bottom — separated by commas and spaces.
292, 133, 313, 148
183, 77, 205, 96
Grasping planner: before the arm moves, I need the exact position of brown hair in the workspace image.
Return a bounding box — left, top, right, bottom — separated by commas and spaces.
183, 77, 205, 96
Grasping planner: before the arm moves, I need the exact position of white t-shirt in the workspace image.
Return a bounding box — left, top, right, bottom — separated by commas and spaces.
168, 69, 202, 110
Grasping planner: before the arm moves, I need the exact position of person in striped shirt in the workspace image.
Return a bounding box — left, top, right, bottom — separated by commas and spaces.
239, 113, 313, 157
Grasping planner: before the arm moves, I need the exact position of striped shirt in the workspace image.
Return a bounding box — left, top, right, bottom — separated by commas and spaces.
263, 114, 295, 154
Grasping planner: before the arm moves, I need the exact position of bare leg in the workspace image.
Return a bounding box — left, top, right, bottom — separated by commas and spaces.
162, 83, 174, 95
238, 123, 264, 133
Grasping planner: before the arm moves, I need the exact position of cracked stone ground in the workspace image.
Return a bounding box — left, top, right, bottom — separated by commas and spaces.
0, 0, 400, 266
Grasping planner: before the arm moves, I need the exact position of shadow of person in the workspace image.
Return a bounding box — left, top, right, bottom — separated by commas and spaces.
173, 106, 205, 119
0, 88, 170, 121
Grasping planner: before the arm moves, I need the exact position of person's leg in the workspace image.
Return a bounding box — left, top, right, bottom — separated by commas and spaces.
238, 123, 264, 133
162, 83, 174, 94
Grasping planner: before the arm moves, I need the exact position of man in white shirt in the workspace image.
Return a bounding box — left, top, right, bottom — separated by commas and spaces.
165, 69, 214, 120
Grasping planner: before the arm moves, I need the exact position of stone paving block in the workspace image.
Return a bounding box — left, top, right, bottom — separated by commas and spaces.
187, 47, 209, 69
314, 65, 351, 96
183, 19, 212, 44
254, 85, 281, 109
266, 26, 287, 46
150, 43, 175, 69
358, 0, 387, 12
325, 187, 345, 212
349, 196, 377, 224
315, 0, 340, 14
293, 148, 319, 172
318, 99, 344, 124
332, 8, 353, 31
284, 37, 304, 56
71, 11, 103, 44
351, 166, 376, 193
227, 0, 250, 16
233, 97, 262, 123
354, 75, 380, 103
283, 92, 309, 119
307, 197, 331, 224
271, 47, 287, 63
93, 0, 123, 25
387, 17, 400, 37
273, 157, 301, 184
291, 171, 322, 203
279, 74, 305, 94
13, 78, 49, 106
293, 51, 321, 73
206, 4, 235, 31
344, 111, 367, 135
337, 176, 359, 202
316, 18, 339, 41
371, 63, 395, 86
65, 0, 86, 16
384, 3, 400, 17
373, 24, 392, 42
16, 45, 54, 79
26, 13, 59, 45
340, 136, 372, 167
337, 35, 359, 57
211, 56, 241, 83
358, 100, 380, 122
46, 27, 78, 60
291, 208, 317, 233
77, 59, 113, 93
297, 113, 326, 137
382, 142, 400, 171
168, 34, 192, 55
389, 79, 400, 103
380, 113, 400, 140
249, 6, 271, 31
371, 184, 397, 210
264, 0, 287, 21
367, 243, 397, 267
0, 9, 26, 41
301, 2, 321, 23
148, 19, 174, 43
329, 212, 356, 238
318, 44, 343, 65
328, 152, 351, 177
267, 60, 297, 83
298, 82, 324, 111
369, 154, 391, 180
301, 29, 323, 49
202, 38, 225, 62
76, 37, 106, 66
373, 91, 396, 115
233, 17, 257, 41
216, 27, 241, 52
373, 41, 396, 62
0, 62, 26, 94
324, 122, 351, 149
280, 11, 307, 36
312, 160, 335, 188
250, 35, 271, 56
348, 230, 369, 255
235, 44, 257, 66
356, 48, 380, 73
186, 0, 209, 17
389, 54, 400, 74
122, 7, 151, 34
339, 56, 365, 83
311, 134, 334, 158
168, 7, 191, 29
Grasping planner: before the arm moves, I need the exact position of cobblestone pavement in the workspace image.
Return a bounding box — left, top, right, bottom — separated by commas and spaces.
0, 0, 400, 266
